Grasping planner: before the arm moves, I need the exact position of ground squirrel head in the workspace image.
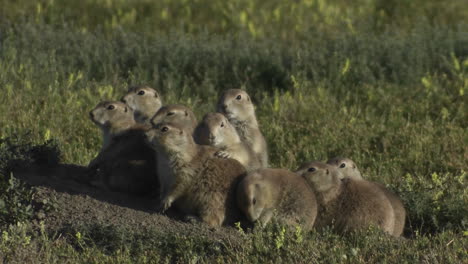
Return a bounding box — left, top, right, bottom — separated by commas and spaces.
326, 157, 362, 180
89, 101, 134, 130
146, 122, 195, 157
121, 85, 162, 123
150, 104, 197, 134
237, 172, 270, 222
296, 161, 341, 193
197, 112, 241, 147
217, 89, 256, 124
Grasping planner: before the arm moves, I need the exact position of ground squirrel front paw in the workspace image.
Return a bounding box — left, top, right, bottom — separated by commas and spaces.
215, 151, 230, 159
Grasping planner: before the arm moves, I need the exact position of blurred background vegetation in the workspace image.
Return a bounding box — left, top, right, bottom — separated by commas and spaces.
1, 0, 467, 38
0, 0, 466, 262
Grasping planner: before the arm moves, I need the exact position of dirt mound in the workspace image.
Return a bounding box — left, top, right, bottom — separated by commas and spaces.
13, 164, 246, 245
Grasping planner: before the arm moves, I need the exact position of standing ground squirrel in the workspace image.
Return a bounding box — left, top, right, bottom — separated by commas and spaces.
195, 112, 261, 171
217, 89, 268, 168
89, 101, 157, 195
121, 85, 162, 124
145, 122, 247, 227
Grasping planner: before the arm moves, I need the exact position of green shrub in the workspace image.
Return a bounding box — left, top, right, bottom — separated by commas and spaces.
0, 136, 59, 226
0, 1, 466, 261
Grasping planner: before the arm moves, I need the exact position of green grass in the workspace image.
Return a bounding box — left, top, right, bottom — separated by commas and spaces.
1, 0, 467, 37
0, 221, 466, 263
0, 0, 467, 262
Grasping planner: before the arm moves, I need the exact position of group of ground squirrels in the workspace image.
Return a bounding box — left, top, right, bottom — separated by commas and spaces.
88, 85, 406, 237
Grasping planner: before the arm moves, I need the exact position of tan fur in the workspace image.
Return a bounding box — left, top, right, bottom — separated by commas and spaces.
194, 112, 262, 171
89, 101, 135, 151
217, 89, 268, 168
88, 101, 157, 195
150, 104, 197, 136
327, 157, 406, 236
296, 161, 395, 235
326, 157, 362, 180
149, 104, 198, 193
121, 85, 163, 124
145, 122, 247, 227
237, 168, 317, 230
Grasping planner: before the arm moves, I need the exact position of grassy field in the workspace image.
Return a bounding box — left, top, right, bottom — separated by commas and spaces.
0, 0, 467, 262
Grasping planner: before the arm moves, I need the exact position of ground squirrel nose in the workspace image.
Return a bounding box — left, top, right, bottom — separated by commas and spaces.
221, 104, 228, 112
209, 133, 216, 141
143, 129, 152, 140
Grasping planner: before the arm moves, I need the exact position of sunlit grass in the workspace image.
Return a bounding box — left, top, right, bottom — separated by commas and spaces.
0, 1, 467, 262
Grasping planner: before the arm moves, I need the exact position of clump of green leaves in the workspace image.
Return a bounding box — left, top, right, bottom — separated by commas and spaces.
0, 136, 61, 173
401, 171, 467, 234
0, 136, 60, 226
0, 175, 35, 226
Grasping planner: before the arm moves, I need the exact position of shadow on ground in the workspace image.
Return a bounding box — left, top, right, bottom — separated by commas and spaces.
12, 164, 245, 243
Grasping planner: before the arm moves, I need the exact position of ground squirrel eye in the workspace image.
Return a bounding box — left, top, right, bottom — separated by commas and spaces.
220, 122, 224, 127
308, 167, 316, 172
236, 95, 242, 100
161, 127, 169, 132
167, 112, 175, 116
107, 105, 115, 110
340, 163, 346, 168
137, 90, 145, 95
252, 198, 256, 205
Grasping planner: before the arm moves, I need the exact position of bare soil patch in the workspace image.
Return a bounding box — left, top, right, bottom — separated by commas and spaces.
13, 164, 246, 246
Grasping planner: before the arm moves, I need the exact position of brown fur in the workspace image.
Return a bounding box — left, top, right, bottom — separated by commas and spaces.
121, 85, 163, 124
327, 157, 406, 236
145, 122, 247, 228
89, 101, 135, 151
296, 161, 395, 235
326, 157, 362, 180
147, 104, 198, 199
217, 89, 268, 168
237, 168, 317, 230
89, 101, 157, 195
150, 104, 197, 136
194, 112, 262, 171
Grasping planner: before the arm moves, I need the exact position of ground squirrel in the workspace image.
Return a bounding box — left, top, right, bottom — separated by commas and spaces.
237, 168, 317, 230
296, 161, 395, 235
217, 89, 268, 168
194, 112, 261, 171
145, 122, 247, 227
327, 157, 406, 236
121, 85, 162, 124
